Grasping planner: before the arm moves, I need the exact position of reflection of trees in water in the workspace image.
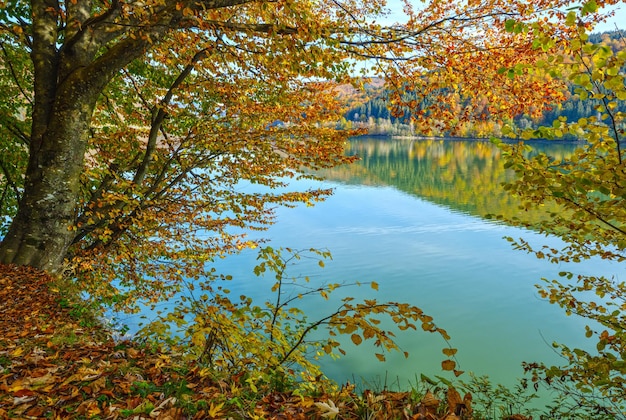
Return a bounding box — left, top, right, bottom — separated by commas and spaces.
319, 137, 578, 223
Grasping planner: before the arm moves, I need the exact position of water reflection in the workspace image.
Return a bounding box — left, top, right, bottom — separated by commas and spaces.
320, 137, 578, 221
126, 137, 613, 402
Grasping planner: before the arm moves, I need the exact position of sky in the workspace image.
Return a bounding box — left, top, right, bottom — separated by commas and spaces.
382, 1, 625, 33
593, 2, 626, 32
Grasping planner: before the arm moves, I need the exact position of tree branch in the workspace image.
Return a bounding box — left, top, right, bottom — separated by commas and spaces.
203, 20, 297, 34
0, 41, 33, 107
30, 0, 61, 150
133, 47, 210, 185
0, 158, 21, 203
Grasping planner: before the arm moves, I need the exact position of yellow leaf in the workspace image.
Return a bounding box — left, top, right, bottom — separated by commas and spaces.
351, 334, 362, 345
11, 374, 57, 391
61, 373, 84, 386
208, 402, 224, 417
11, 347, 25, 357
375, 353, 385, 362
370, 281, 379, 291
442, 348, 457, 357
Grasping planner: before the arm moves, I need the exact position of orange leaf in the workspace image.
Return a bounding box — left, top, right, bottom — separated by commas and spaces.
442, 348, 457, 357
441, 359, 456, 371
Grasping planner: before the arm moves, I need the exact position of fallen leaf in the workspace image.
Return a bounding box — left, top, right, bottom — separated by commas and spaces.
11, 347, 25, 357
314, 399, 339, 419
25, 405, 45, 417
13, 395, 37, 405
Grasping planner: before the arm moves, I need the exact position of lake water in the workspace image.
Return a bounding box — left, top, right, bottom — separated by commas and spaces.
136, 137, 622, 393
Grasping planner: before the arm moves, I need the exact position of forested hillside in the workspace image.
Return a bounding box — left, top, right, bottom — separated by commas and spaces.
342, 30, 626, 138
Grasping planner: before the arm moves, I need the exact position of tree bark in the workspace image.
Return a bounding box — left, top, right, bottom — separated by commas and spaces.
0, 0, 182, 272
0, 0, 284, 272
0, 75, 98, 272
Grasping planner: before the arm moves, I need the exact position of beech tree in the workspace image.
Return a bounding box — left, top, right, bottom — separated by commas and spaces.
0, 0, 618, 306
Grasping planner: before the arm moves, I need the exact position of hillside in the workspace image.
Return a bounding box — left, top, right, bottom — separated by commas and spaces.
340, 30, 626, 138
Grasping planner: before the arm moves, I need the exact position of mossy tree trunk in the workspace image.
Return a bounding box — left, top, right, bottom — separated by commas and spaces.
0, 0, 176, 272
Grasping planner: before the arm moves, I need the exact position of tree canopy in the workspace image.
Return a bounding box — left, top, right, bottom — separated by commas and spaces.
2, 0, 626, 411
0, 0, 621, 305
341, 30, 626, 137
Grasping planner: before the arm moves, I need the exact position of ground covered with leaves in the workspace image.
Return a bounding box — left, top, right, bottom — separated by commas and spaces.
0, 264, 530, 419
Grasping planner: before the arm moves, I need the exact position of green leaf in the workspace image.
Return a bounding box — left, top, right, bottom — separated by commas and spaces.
420, 374, 437, 385
505, 19, 516, 33
581, 0, 598, 15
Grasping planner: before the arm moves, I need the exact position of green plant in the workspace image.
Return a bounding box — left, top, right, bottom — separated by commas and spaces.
0, 355, 10, 367
130, 381, 159, 398
494, 8, 626, 418
456, 374, 539, 419
405, 373, 541, 420
138, 247, 457, 394
58, 298, 71, 309
53, 276, 107, 329
68, 305, 99, 328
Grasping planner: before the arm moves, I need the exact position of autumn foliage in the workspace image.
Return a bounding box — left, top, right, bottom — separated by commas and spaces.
492, 10, 626, 417
0, 0, 620, 299
1, 0, 626, 417
1, 263, 533, 419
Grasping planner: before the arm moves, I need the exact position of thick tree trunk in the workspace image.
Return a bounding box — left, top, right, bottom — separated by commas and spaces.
0, 0, 191, 272
0, 80, 97, 272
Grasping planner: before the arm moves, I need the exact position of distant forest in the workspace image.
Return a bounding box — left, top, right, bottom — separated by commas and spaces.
341, 30, 626, 138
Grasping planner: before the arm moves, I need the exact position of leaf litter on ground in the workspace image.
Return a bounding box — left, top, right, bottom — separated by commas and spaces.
0, 263, 531, 419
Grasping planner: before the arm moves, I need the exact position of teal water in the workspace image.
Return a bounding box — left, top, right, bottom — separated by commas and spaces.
135, 137, 622, 394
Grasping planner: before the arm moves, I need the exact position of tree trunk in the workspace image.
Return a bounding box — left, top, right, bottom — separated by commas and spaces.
0, 0, 221, 272
0, 78, 97, 273
0, 0, 169, 272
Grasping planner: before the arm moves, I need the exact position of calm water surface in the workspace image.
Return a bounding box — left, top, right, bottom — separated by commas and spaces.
149, 138, 623, 391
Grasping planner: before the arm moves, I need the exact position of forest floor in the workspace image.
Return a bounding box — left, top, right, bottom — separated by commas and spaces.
0, 263, 524, 419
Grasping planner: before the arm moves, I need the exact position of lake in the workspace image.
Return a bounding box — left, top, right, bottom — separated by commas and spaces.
133, 137, 621, 393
